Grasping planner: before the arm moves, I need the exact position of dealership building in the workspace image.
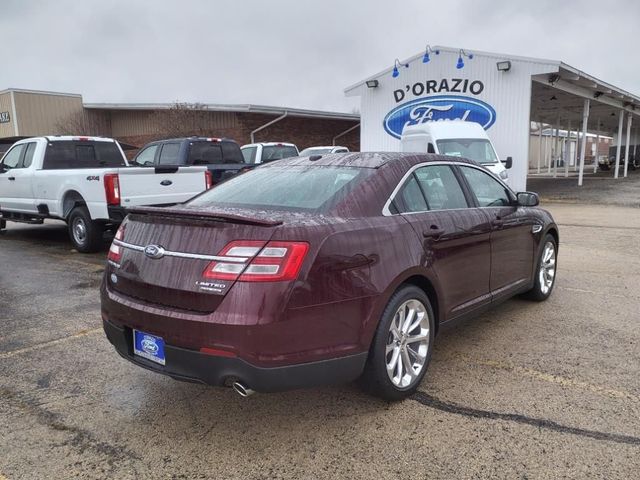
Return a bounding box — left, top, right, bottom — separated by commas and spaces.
0, 88, 360, 156
345, 46, 640, 191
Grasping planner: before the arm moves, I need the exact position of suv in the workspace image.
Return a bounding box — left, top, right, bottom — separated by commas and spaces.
133, 137, 251, 184
240, 142, 299, 164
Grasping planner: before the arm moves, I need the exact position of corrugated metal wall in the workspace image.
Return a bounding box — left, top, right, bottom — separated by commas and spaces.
348, 49, 560, 191
13, 91, 83, 136
0, 92, 15, 138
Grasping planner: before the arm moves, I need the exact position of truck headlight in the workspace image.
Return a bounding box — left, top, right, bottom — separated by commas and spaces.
499, 170, 509, 180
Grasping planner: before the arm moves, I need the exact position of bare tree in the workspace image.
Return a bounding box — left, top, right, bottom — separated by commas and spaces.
153, 102, 213, 138
55, 110, 110, 136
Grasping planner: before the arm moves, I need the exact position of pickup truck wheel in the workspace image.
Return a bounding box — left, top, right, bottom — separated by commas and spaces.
68, 206, 103, 253
0, 219, 6, 233
359, 285, 435, 401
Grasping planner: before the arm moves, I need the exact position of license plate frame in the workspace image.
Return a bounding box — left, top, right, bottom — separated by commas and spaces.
133, 330, 166, 366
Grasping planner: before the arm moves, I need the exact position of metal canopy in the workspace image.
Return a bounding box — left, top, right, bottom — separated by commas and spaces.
531, 64, 640, 135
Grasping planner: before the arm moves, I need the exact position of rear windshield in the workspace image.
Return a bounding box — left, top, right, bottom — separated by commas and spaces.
43, 141, 125, 169
188, 141, 245, 165
189, 165, 369, 211
436, 139, 498, 165
261, 145, 298, 162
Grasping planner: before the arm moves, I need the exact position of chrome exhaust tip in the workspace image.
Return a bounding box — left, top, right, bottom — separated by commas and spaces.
232, 381, 255, 397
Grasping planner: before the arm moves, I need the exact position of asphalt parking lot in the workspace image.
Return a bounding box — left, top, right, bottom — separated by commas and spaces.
1, 202, 639, 479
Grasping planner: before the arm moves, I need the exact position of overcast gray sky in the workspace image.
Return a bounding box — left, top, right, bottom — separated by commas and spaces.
2, 0, 639, 112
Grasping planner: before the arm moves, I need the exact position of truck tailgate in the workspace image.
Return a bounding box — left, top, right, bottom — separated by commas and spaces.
117, 166, 207, 207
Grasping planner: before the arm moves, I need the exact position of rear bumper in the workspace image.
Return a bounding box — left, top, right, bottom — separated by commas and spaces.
103, 318, 368, 393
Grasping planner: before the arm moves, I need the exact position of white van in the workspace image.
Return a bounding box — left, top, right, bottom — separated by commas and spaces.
400, 121, 511, 182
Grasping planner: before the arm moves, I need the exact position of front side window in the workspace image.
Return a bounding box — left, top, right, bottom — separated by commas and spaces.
1, 144, 26, 169
436, 139, 498, 165
134, 145, 159, 166
414, 165, 468, 210
460, 166, 511, 207
158, 143, 181, 165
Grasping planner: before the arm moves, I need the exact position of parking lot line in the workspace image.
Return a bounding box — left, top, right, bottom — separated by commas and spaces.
0, 328, 102, 360
451, 352, 639, 402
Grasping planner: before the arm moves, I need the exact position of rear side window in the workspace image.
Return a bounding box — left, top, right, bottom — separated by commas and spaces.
414, 165, 468, 210
397, 176, 428, 213
189, 142, 222, 165
241, 146, 257, 164
22, 142, 37, 168
261, 145, 298, 162
43, 141, 125, 169
189, 166, 369, 211
158, 143, 181, 165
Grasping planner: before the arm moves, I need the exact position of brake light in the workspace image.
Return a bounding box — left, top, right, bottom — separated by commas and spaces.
203, 240, 309, 282
104, 173, 120, 206
205, 170, 214, 189
107, 224, 125, 264
207, 137, 221, 142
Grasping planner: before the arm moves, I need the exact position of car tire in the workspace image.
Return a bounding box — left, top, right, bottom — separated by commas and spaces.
0, 219, 5, 233
67, 206, 103, 253
524, 234, 557, 301
360, 285, 435, 401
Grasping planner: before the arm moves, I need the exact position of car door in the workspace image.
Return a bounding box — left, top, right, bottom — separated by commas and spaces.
458, 165, 535, 299
392, 163, 493, 320
0, 142, 37, 213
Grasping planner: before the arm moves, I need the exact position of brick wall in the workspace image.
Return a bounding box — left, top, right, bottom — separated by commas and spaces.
114, 110, 360, 156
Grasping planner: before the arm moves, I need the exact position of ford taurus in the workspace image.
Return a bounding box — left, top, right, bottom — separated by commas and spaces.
101, 153, 558, 400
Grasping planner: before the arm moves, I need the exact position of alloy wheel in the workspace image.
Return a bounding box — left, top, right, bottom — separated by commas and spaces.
385, 299, 430, 389
539, 241, 556, 295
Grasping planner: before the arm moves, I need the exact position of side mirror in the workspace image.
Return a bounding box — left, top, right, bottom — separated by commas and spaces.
516, 191, 539, 207
504, 156, 513, 169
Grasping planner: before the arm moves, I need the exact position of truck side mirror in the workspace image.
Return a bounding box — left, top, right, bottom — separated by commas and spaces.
504, 157, 513, 169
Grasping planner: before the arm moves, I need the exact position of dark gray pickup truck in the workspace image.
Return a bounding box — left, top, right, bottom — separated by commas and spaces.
132, 137, 253, 184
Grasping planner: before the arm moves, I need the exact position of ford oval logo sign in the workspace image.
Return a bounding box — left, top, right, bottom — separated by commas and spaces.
144, 244, 165, 259
383, 95, 497, 140
141, 336, 159, 355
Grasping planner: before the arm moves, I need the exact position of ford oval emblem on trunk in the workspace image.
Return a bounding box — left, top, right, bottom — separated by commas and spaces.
144, 244, 165, 259
160, 180, 173, 186
383, 95, 497, 139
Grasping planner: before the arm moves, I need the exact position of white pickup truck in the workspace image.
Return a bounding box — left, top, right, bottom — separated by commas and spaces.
0, 136, 210, 252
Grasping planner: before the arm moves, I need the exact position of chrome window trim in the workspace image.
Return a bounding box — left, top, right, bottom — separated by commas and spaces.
382, 161, 515, 217
113, 239, 248, 263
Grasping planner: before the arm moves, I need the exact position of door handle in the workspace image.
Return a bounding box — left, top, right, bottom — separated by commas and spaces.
423, 225, 444, 240
8, 177, 15, 181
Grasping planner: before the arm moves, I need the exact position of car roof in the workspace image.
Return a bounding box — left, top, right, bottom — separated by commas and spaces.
43, 135, 116, 143
267, 152, 482, 169
242, 142, 296, 147
151, 137, 237, 144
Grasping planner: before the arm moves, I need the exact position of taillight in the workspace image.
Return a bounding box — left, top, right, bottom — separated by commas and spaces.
203, 240, 309, 282
104, 173, 120, 206
107, 224, 125, 264
205, 170, 214, 189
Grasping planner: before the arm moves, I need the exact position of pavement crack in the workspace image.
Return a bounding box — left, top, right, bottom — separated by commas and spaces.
411, 391, 640, 446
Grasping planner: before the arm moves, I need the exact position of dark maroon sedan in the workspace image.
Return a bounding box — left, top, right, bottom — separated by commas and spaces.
101, 153, 558, 400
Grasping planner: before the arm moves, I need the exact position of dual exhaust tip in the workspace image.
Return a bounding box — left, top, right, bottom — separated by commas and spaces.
232, 381, 255, 397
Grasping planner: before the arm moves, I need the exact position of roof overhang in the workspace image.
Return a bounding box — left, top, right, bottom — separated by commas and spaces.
84, 103, 360, 122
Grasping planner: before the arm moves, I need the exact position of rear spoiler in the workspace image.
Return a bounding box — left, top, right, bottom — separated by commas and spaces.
127, 206, 283, 227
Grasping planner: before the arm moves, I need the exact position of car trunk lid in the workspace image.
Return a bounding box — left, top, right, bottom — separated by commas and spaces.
109, 207, 280, 312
